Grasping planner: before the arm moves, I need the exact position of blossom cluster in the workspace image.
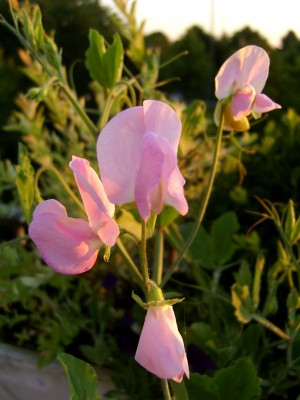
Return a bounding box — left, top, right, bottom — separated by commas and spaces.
28, 45, 280, 383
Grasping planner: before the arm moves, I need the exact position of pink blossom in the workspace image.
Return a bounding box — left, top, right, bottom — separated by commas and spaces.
135, 305, 189, 382
215, 45, 281, 130
97, 100, 188, 221
28, 156, 119, 274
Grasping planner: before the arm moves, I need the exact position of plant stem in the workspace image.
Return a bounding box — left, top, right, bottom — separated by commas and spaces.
116, 239, 144, 289
160, 105, 225, 288
139, 220, 150, 289
3, 5, 97, 138
252, 313, 290, 341
35, 166, 84, 212
161, 379, 172, 400
0, 235, 29, 248
59, 85, 98, 136
152, 227, 164, 285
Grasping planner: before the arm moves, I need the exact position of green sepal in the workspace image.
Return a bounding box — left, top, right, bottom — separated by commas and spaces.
103, 246, 111, 262
147, 212, 157, 237
132, 291, 184, 309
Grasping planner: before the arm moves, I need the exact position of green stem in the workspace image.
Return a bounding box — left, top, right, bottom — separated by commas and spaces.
3, 6, 97, 138
0, 235, 29, 248
35, 166, 84, 212
161, 105, 225, 288
116, 239, 144, 289
139, 220, 150, 289
98, 80, 137, 130
152, 227, 164, 285
99, 89, 115, 131
252, 313, 290, 342
161, 379, 172, 400
59, 85, 97, 136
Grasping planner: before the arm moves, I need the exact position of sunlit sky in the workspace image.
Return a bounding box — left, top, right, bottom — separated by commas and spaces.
101, 0, 300, 47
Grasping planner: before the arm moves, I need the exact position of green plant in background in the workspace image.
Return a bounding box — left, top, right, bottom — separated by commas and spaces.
0, 1, 300, 400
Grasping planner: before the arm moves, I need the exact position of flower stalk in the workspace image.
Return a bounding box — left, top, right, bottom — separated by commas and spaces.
161, 104, 225, 288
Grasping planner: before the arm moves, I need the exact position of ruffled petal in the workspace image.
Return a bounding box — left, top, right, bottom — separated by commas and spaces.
252, 93, 281, 115
231, 84, 255, 120
135, 306, 189, 382
215, 56, 241, 99
28, 199, 102, 275
165, 166, 188, 216
215, 45, 270, 99
70, 156, 119, 247
135, 132, 188, 220
135, 132, 165, 221
143, 100, 182, 153
97, 106, 145, 204
239, 46, 270, 93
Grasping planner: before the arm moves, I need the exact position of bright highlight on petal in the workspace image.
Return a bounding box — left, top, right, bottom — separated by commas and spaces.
70, 156, 119, 247
135, 305, 189, 382
28, 157, 120, 274
97, 100, 188, 221
214, 45, 281, 130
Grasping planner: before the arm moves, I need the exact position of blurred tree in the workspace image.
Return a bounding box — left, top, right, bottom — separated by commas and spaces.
31, 0, 115, 69
215, 27, 272, 71
145, 31, 170, 50
159, 26, 215, 102
268, 30, 300, 111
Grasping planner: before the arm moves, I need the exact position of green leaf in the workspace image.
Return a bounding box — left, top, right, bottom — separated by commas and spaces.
189, 225, 214, 269
233, 260, 252, 287
147, 212, 157, 237
231, 283, 253, 324
85, 30, 123, 89
159, 205, 179, 227
170, 379, 190, 400
57, 352, 100, 400
290, 215, 300, 244
15, 143, 36, 223
214, 357, 261, 400
185, 373, 218, 400
252, 254, 265, 310
211, 212, 239, 264
285, 200, 296, 242
118, 209, 141, 240
187, 322, 219, 360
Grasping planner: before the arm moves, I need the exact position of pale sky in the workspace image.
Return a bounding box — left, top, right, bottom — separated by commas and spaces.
101, 0, 300, 48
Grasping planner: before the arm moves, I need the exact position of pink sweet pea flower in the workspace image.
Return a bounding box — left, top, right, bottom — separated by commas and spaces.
97, 100, 188, 221
215, 45, 281, 130
28, 156, 119, 274
135, 305, 189, 382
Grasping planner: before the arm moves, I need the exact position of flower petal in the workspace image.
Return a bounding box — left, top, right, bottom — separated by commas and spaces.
165, 166, 188, 216
239, 46, 270, 93
28, 199, 102, 274
214, 102, 250, 131
135, 132, 165, 220
97, 106, 145, 204
135, 306, 189, 382
215, 45, 270, 99
143, 100, 182, 153
70, 156, 119, 247
252, 93, 281, 115
231, 84, 255, 120
215, 56, 241, 99
135, 132, 188, 220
